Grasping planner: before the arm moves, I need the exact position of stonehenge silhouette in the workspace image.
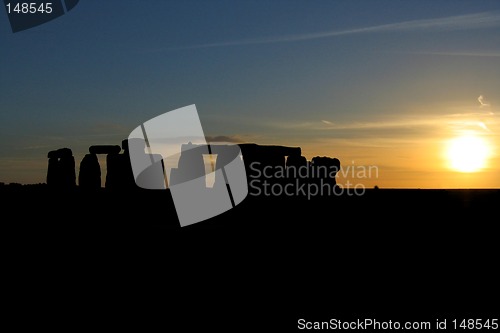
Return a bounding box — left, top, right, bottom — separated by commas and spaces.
47, 140, 341, 195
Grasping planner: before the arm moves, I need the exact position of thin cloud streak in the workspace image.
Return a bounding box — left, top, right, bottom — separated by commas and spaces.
408, 51, 500, 57
270, 117, 436, 131
169, 12, 500, 50
478, 95, 490, 107
269, 112, 498, 133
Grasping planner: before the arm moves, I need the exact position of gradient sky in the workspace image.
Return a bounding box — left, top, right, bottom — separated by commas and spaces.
1, 0, 500, 188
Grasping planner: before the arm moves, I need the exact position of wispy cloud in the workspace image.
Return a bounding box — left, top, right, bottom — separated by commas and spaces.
408, 51, 500, 58
169, 12, 500, 50
268, 110, 498, 138
478, 95, 490, 107
478, 121, 490, 131
269, 116, 441, 131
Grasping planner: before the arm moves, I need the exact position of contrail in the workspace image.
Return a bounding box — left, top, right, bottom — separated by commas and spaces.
168, 12, 500, 50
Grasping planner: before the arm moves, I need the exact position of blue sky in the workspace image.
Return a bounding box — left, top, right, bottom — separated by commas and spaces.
1, 0, 500, 187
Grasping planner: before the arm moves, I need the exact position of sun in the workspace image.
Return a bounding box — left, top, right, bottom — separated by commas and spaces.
446, 134, 490, 173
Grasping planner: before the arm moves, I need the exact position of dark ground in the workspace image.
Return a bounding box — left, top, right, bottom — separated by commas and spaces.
2, 184, 499, 330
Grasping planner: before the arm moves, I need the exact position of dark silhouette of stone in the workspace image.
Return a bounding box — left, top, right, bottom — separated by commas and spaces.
121, 138, 142, 189
46, 140, 342, 199
78, 145, 122, 190
284, 155, 309, 192
47, 153, 59, 187
310, 156, 341, 190
239, 143, 300, 180
286, 155, 307, 168
134, 154, 165, 189
285, 155, 308, 176
47, 148, 76, 189
212, 144, 244, 191
238, 144, 300, 192
78, 153, 101, 190
89, 145, 121, 155
170, 142, 207, 187
109, 138, 164, 190
105, 151, 121, 190
116, 139, 137, 189
80, 142, 138, 190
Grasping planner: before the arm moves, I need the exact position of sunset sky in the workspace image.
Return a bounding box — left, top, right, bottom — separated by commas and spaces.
1, 0, 500, 188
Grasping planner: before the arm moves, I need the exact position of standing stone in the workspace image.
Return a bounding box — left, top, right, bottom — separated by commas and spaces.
46, 148, 76, 189
79, 153, 101, 190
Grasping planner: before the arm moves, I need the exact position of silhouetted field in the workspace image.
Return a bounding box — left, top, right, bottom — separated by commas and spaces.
3, 184, 498, 328
2, 184, 498, 228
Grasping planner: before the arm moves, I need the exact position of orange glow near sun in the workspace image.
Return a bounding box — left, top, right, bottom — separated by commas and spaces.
446, 134, 491, 173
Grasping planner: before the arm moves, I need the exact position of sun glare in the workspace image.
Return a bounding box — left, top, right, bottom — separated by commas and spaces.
446, 134, 490, 173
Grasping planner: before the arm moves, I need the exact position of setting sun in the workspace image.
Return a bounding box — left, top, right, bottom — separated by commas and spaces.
446, 135, 491, 173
